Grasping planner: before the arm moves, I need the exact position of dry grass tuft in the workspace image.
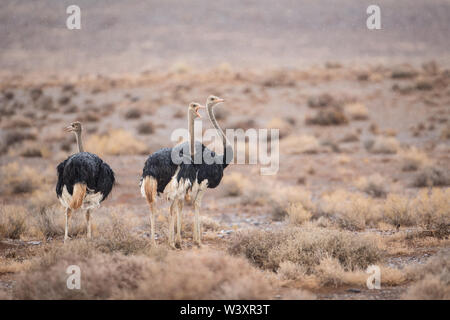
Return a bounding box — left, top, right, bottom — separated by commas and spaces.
266, 117, 292, 139
0, 163, 44, 195
318, 189, 378, 230
5, 130, 37, 146
124, 108, 142, 119
286, 203, 312, 225
269, 186, 315, 221
2, 116, 32, 129
345, 103, 369, 120
136, 121, 155, 135
399, 147, 430, 171
222, 172, 250, 197
281, 135, 321, 154
413, 166, 450, 187
403, 249, 449, 299
382, 194, 414, 226
365, 136, 400, 154
0, 205, 27, 239
411, 188, 449, 231
229, 226, 380, 274
354, 174, 389, 198
85, 129, 148, 156
306, 107, 348, 126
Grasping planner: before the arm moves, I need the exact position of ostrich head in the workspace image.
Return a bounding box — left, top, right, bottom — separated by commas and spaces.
206, 95, 225, 108
64, 121, 82, 134
188, 102, 205, 119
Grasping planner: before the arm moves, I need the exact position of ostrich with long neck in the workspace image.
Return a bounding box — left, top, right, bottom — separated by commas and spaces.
176, 95, 232, 245
140, 103, 204, 247
56, 121, 115, 243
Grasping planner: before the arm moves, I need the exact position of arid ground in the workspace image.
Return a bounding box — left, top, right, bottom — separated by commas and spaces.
0, 1, 449, 300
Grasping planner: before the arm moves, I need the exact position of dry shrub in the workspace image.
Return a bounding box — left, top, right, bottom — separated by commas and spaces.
403, 249, 449, 299
270, 186, 315, 221
413, 166, 450, 187
345, 103, 369, 120
382, 194, 414, 226
440, 125, 450, 140
124, 108, 142, 119
229, 226, 380, 273
31, 206, 85, 239
10, 141, 50, 158
136, 121, 155, 135
85, 129, 148, 155
2, 116, 32, 129
354, 174, 389, 198
222, 172, 250, 197
391, 66, 418, 79
281, 135, 320, 154
306, 107, 348, 126
266, 117, 291, 139
94, 212, 150, 255
5, 130, 37, 146
35, 95, 54, 111
80, 112, 100, 123
411, 188, 449, 231
0, 205, 27, 239
307, 93, 337, 108
13, 248, 273, 299
240, 183, 271, 207
0, 163, 44, 195
399, 147, 430, 171
318, 189, 378, 230
365, 136, 400, 154
286, 203, 311, 225
179, 214, 222, 239
315, 257, 406, 288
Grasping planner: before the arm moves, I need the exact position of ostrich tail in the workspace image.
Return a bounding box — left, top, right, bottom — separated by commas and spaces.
142, 176, 157, 205
70, 183, 87, 210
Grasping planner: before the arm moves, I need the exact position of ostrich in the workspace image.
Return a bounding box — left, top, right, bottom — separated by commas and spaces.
56, 121, 115, 243
176, 95, 233, 245
140, 102, 204, 247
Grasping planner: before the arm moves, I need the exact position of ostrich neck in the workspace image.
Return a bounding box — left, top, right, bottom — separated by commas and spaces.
207, 104, 232, 166
188, 110, 195, 158
75, 131, 84, 153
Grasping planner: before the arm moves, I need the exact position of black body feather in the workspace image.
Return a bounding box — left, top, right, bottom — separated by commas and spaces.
141, 141, 201, 194
142, 139, 232, 195
56, 152, 115, 201
176, 142, 231, 190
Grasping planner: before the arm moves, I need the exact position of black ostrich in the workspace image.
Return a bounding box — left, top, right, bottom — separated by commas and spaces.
56, 121, 115, 243
176, 95, 233, 245
140, 102, 204, 247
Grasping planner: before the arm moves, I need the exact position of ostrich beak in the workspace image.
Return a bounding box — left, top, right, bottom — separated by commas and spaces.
216, 98, 225, 103
195, 105, 205, 118
64, 126, 73, 132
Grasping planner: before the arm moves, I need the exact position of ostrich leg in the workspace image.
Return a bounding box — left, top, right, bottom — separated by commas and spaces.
85, 209, 92, 239
193, 187, 206, 246
168, 200, 177, 249
149, 203, 156, 246
64, 208, 72, 243
176, 199, 183, 247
